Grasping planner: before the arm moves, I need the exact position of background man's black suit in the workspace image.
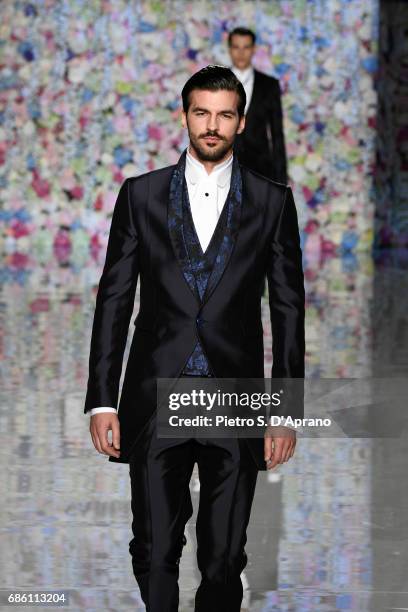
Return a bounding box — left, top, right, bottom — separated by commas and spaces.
234, 70, 288, 183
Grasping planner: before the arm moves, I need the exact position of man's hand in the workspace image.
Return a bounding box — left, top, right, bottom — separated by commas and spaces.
89, 413, 121, 459
264, 425, 296, 470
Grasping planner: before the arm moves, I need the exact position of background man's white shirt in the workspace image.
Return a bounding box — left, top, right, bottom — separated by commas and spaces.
231, 65, 254, 114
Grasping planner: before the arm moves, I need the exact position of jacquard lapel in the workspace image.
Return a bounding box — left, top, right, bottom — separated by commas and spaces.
168, 151, 201, 304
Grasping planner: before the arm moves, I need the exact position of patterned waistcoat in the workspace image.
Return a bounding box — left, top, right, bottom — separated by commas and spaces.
168, 149, 243, 376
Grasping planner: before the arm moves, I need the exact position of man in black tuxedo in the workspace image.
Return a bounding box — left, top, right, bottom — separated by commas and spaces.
85, 66, 304, 611
229, 27, 288, 183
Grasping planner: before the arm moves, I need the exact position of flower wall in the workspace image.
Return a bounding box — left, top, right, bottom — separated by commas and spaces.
0, 0, 379, 268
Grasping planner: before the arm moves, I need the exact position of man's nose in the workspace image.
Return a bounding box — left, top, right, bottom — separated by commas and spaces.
207, 115, 219, 131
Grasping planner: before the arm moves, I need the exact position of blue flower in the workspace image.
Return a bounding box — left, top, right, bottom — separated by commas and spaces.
17, 41, 35, 62
113, 146, 133, 167
82, 88, 94, 103
361, 56, 377, 74
26, 153, 36, 171
187, 48, 198, 61
24, 4, 37, 17
138, 20, 156, 33
275, 62, 291, 77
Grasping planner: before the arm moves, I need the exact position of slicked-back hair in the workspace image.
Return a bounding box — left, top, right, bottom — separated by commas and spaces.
228, 27, 256, 46
181, 64, 246, 118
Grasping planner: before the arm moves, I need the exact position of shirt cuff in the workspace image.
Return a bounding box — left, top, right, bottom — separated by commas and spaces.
89, 407, 117, 416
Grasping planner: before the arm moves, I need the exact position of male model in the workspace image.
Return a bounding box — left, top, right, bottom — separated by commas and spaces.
85, 65, 305, 611
229, 26, 288, 183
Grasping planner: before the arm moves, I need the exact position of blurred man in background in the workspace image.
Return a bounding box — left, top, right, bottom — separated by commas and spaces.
228, 26, 288, 183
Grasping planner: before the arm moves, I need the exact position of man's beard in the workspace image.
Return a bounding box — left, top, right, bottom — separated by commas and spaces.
188, 129, 234, 163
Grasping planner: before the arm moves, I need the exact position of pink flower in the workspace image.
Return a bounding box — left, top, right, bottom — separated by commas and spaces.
304, 220, 320, 234
31, 171, 50, 197
70, 185, 84, 199
9, 252, 29, 269
94, 193, 103, 211
10, 220, 30, 238
113, 115, 131, 134
148, 124, 163, 141
147, 63, 164, 80
113, 170, 124, 183
60, 170, 76, 190
321, 239, 336, 255
145, 94, 159, 109
30, 297, 50, 313
302, 186, 313, 202
53, 230, 72, 262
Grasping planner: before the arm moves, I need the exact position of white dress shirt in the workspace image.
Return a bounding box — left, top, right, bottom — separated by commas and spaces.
231, 65, 254, 114
89, 147, 233, 417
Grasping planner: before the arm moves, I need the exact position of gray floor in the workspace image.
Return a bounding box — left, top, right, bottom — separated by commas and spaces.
0, 252, 407, 611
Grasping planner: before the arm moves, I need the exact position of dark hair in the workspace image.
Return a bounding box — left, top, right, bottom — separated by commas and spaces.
181, 64, 246, 117
228, 27, 256, 46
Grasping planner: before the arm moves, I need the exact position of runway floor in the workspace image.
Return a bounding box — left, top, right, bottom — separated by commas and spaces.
0, 251, 407, 611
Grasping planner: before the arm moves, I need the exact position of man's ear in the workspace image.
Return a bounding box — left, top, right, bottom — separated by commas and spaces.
181, 111, 187, 129
237, 115, 246, 134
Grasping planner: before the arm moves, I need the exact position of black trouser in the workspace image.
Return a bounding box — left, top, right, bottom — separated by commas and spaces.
128, 426, 258, 611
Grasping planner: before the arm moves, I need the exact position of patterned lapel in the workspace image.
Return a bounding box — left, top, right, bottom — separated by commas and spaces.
168, 150, 200, 304
168, 149, 243, 307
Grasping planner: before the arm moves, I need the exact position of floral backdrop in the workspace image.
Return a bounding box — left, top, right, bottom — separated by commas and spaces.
0, 0, 379, 273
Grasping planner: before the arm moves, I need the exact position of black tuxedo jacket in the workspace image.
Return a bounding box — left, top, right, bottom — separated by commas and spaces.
234, 69, 288, 183
84, 164, 305, 470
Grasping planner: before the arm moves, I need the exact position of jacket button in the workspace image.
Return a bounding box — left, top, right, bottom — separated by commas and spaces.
196, 316, 202, 326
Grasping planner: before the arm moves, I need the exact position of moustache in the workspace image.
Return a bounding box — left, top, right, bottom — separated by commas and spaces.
200, 133, 225, 140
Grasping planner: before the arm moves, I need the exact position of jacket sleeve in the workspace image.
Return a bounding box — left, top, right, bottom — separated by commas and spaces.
266, 186, 305, 418
84, 178, 139, 413
269, 79, 288, 184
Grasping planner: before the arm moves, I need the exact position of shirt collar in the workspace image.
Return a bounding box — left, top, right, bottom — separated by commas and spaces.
231, 65, 254, 82
185, 146, 233, 188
